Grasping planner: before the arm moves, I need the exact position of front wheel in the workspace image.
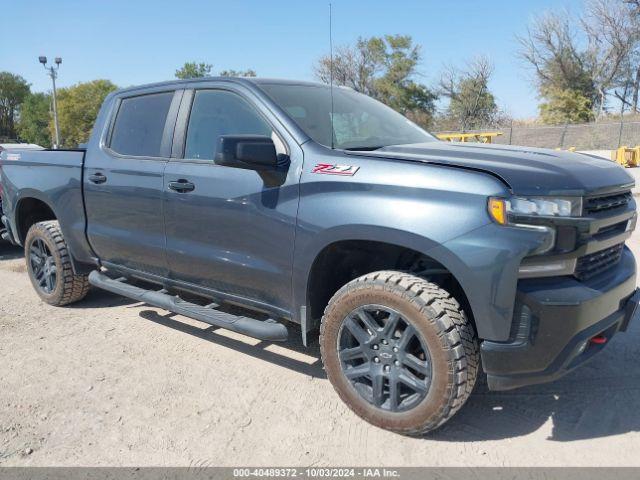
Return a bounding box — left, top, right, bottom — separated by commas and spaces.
320, 271, 479, 435
25, 220, 90, 306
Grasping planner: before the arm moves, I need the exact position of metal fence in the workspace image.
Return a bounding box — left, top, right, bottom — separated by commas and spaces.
437, 119, 640, 151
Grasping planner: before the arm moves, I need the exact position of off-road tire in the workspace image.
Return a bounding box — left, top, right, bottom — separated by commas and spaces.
25, 220, 90, 306
320, 270, 479, 435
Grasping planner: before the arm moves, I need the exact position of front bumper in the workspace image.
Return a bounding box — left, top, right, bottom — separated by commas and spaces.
482, 247, 638, 390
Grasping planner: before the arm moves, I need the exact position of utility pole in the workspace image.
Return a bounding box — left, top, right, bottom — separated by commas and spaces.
39, 56, 62, 149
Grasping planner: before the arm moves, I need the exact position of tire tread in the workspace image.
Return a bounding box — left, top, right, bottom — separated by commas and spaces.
320, 270, 479, 435
25, 221, 90, 306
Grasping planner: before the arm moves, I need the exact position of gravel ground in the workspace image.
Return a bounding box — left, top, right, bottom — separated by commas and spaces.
1, 233, 640, 467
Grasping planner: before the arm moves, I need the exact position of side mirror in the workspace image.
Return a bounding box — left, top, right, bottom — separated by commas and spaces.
216, 135, 279, 170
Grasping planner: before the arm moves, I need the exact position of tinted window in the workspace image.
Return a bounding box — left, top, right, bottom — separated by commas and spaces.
185, 90, 273, 160
110, 92, 174, 157
259, 84, 435, 150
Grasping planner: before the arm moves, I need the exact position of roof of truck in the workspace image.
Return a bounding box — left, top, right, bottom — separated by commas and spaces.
113, 77, 329, 95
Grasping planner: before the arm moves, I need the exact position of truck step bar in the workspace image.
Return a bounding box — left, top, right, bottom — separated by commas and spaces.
88, 271, 288, 341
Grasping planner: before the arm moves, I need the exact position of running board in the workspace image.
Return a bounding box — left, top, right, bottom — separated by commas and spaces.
88, 271, 288, 341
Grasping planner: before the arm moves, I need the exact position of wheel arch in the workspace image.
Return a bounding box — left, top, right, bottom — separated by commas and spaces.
14, 193, 58, 244
12, 192, 93, 275
294, 226, 478, 344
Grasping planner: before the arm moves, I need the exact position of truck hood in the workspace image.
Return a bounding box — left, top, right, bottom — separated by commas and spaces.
353, 142, 634, 196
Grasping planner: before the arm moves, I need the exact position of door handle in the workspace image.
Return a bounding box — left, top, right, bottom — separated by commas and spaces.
89, 173, 107, 184
168, 179, 195, 193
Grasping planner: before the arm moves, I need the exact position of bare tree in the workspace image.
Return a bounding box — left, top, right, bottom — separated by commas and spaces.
519, 1, 640, 118
613, 47, 640, 113
625, 0, 640, 112
582, 0, 638, 117
439, 56, 499, 131
626, 0, 640, 14
313, 35, 438, 128
313, 41, 382, 96
517, 11, 592, 94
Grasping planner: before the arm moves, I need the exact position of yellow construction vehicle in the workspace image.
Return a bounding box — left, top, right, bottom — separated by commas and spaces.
436, 132, 503, 144
611, 147, 639, 168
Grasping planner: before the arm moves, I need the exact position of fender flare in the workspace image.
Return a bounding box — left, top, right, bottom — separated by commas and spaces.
10, 191, 92, 275
292, 224, 479, 336
11, 189, 58, 243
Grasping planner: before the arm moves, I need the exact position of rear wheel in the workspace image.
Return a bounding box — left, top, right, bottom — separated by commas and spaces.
25, 221, 90, 306
320, 270, 479, 435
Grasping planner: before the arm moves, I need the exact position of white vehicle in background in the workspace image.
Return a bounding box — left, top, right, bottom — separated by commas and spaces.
0, 143, 45, 152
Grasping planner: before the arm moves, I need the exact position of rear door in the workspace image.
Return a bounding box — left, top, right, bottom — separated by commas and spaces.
163, 87, 302, 316
84, 89, 181, 277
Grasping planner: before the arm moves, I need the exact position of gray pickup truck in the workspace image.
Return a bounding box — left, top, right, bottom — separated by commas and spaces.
1, 77, 639, 435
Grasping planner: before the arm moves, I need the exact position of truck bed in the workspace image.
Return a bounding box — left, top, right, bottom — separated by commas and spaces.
0, 148, 94, 266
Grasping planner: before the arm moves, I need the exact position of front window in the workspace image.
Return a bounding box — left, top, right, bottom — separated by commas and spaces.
258, 83, 436, 150
185, 90, 282, 161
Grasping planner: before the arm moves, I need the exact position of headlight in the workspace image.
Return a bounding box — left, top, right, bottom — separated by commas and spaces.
488, 196, 582, 276
488, 196, 582, 225
488, 197, 565, 256
508, 197, 582, 217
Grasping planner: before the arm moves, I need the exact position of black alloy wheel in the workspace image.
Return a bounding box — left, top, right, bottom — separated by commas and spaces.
29, 237, 57, 294
24, 221, 90, 306
337, 304, 432, 412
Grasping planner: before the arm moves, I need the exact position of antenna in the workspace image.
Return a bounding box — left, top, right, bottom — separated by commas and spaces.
329, 2, 335, 149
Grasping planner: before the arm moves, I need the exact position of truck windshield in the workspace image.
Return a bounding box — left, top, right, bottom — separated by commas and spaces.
258, 83, 436, 151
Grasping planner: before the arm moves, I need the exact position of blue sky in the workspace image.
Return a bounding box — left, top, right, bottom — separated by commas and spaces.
1, 0, 585, 118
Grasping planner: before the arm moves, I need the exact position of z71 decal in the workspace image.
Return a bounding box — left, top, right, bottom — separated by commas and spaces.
312, 163, 360, 176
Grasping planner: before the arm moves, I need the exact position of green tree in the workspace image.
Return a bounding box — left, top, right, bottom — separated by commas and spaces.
313, 35, 437, 128
175, 62, 213, 79
440, 57, 499, 130
56, 80, 118, 147
539, 87, 594, 124
219, 69, 257, 77
175, 62, 257, 79
518, 13, 598, 108
0, 72, 30, 138
372, 35, 438, 121
449, 79, 498, 130
17, 92, 51, 146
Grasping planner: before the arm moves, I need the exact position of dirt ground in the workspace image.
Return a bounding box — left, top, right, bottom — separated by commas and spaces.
1, 233, 640, 467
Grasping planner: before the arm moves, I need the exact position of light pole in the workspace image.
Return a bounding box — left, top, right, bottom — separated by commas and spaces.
39, 56, 62, 149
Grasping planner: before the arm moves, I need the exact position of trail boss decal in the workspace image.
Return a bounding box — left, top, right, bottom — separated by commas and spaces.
312, 163, 360, 176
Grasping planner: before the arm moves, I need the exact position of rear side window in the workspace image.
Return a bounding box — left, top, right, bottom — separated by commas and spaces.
184, 90, 273, 160
109, 92, 174, 157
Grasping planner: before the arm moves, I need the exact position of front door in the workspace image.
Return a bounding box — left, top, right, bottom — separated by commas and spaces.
84, 90, 180, 277
163, 88, 300, 315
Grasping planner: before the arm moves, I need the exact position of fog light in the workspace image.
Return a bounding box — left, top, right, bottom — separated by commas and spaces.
518, 259, 577, 278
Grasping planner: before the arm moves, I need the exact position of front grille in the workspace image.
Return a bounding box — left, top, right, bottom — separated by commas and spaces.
575, 244, 624, 280
584, 191, 632, 215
